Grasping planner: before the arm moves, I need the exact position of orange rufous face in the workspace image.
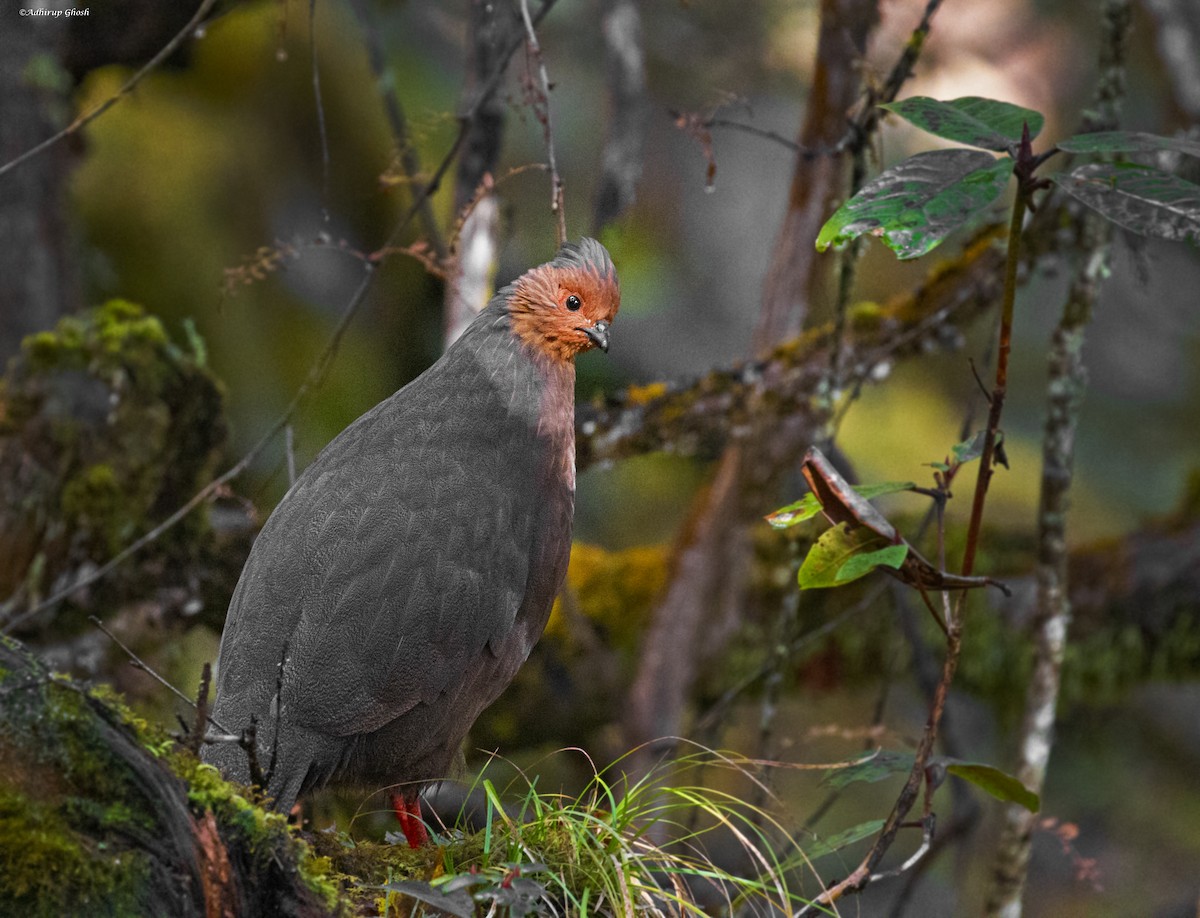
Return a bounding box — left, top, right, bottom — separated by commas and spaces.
509, 256, 620, 363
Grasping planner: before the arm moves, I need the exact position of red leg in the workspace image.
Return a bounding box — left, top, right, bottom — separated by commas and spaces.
390, 791, 430, 848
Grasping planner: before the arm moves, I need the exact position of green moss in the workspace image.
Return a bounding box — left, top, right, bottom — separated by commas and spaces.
59, 464, 129, 553
0, 656, 158, 916
0, 789, 149, 917
2, 642, 341, 914
85, 683, 170, 756
0, 297, 228, 607
172, 756, 341, 909
22, 300, 169, 377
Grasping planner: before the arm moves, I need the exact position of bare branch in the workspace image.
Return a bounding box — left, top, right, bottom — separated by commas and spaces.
0, 0, 221, 179
578, 224, 1007, 473
518, 0, 567, 245
346, 0, 447, 258
88, 615, 231, 736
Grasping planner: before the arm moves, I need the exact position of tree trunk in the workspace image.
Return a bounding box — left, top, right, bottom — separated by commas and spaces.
0, 16, 81, 359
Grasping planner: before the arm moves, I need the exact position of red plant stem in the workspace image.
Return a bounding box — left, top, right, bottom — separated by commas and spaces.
960, 188, 1027, 577
805, 173, 1032, 915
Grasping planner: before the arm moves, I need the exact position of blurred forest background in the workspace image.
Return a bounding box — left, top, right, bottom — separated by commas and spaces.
2, 0, 1199, 915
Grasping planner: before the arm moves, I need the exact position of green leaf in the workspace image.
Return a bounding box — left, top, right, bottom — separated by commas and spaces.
943, 761, 1041, 813
950, 430, 987, 465
816, 150, 1011, 259
835, 542, 909, 583
765, 493, 823, 529
1056, 131, 1200, 160
1052, 163, 1200, 244
766, 480, 914, 529
799, 524, 890, 588
823, 749, 916, 789
803, 819, 886, 860
881, 96, 1044, 151
852, 480, 917, 500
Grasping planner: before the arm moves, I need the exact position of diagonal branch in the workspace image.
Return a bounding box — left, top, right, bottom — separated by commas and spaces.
346, 0, 447, 258
0, 0, 221, 180
578, 225, 1006, 473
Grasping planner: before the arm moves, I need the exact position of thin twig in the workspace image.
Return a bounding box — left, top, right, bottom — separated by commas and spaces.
801, 608, 964, 913
187, 663, 213, 755
0, 0, 222, 179
518, 0, 567, 245
309, 0, 331, 223
88, 616, 232, 735
683, 0, 943, 167
705, 117, 804, 152
346, 0, 447, 257
961, 177, 1028, 577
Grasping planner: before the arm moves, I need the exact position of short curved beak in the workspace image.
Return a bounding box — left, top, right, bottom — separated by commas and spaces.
580, 320, 610, 353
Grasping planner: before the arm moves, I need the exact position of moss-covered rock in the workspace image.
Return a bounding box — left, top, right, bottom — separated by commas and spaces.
0, 300, 228, 628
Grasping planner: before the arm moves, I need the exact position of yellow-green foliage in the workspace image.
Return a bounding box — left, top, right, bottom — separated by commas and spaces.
548, 542, 668, 655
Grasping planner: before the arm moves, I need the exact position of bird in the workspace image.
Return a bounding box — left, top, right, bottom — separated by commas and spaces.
202, 238, 619, 846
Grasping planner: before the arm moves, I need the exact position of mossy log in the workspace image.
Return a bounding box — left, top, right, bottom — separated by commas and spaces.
0, 637, 337, 917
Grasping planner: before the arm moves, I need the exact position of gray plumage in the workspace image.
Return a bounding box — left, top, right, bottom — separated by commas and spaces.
202, 240, 619, 812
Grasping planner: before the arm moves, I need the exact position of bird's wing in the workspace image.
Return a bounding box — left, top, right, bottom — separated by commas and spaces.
219, 338, 553, 739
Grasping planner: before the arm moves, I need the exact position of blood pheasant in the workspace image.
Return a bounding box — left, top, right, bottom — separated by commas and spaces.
203, 239, 619, 845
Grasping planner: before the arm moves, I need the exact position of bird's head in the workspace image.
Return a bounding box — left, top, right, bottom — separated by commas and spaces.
507, 238, 620, 364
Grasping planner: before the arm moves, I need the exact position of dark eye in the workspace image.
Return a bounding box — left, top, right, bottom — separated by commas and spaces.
565, 295, 582, 311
